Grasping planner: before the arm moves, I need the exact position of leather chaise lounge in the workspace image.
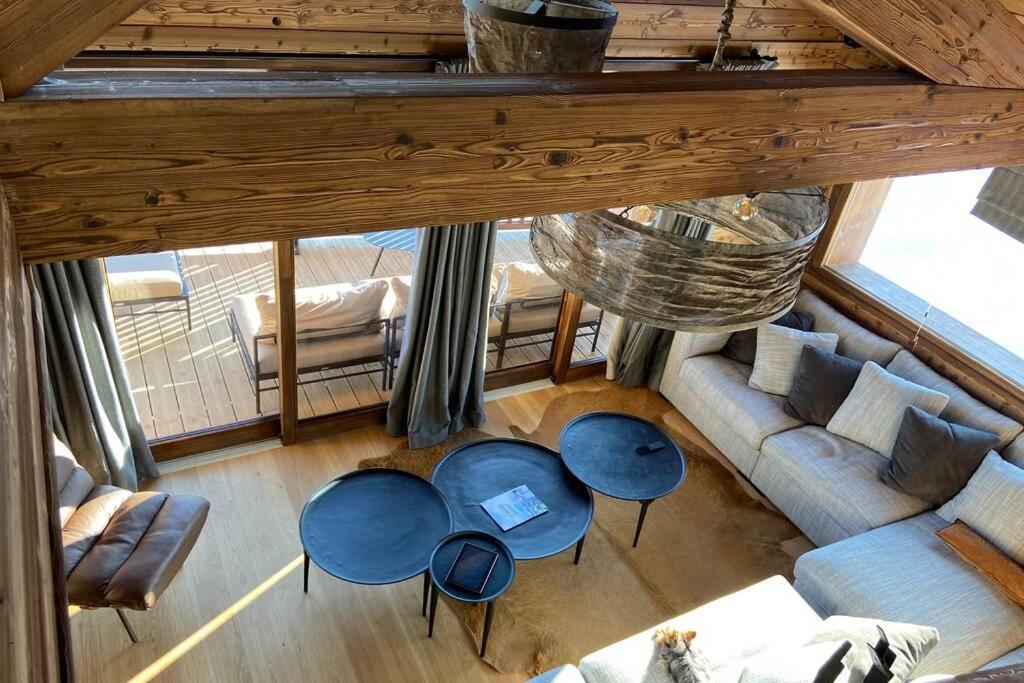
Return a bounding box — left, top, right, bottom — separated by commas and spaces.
55, 438, 209, 641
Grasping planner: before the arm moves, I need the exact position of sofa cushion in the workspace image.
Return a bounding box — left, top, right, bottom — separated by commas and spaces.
1005, 433, 1024, 469
737, 640, 852, 683
783, 346, 864, 427
936, 452, 1024, 565
806, 616, 939, 683
880, 406, 999, 505
982, 645, 1024, 670
748, 326, 838, 396
679, 355, 803, 453
526, 665, 587, 683
753, 426, 931, 546
886, 350, 1023, 451
793, 289, 902, 366
578, 576, 823, 683
827, 361, 949, 457
793, 513, 1024, 676
722, 310, 814, 365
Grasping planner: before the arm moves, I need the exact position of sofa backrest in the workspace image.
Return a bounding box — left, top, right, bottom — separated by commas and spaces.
54, 437, 96, 529
793, 289, 902, 366
1003, 433, 1024, 469
886, 350, 1023, 451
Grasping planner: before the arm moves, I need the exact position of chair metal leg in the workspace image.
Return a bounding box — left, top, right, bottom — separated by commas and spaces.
185, 298, 193, 331
370, 247, 384, 276
116, 608, 138, 644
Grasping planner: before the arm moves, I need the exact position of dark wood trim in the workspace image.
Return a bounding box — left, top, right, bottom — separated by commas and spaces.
550, 291, 585, 384
566, 358, 608, 383
295, 403, 388, 443
803, 266, 1024, 423
65, 52, 439, 72
484, 361, 553, 391
273, 240, 298, 445
150, 417, 281, 462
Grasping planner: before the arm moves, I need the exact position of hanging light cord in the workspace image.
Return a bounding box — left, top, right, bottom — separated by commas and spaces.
710, 0, 737, 71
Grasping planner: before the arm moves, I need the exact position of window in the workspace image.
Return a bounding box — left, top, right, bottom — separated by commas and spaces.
822, 169, 1024, 388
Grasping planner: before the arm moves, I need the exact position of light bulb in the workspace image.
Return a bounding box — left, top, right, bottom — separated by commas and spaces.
732, 193, 760, 222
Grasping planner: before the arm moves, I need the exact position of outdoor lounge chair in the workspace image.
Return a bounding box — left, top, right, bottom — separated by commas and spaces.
487, 262, 604, 368
104, 251, 192, 331
228, 279, 398, 413
56, 437, 209, 643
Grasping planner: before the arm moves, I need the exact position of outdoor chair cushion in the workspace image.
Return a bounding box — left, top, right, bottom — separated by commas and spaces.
105, 252, 185, 302
495, 261, 562, 303
56, 438, 209, 611
254, 279, 388, 338
753, 426, 931, 546
488, 301, 601, 337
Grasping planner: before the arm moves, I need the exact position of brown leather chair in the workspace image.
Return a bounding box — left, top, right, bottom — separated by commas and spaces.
54, 438, 209, 642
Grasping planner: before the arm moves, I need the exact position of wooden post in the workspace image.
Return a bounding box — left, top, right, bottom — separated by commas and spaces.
550, 290, 585, 384
273, 240, 298, 445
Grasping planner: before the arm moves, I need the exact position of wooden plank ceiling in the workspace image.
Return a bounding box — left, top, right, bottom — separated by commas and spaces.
84, 0, 882, 69
7, 69, 1024, 262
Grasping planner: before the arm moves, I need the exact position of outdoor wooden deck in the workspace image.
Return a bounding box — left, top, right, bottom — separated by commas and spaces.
113, 229, 617, 441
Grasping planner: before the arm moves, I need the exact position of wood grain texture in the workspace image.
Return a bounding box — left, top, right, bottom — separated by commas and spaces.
0, 183, 64, 681
936, 521, 1024, 609
7, 70, 1024, 263
800, 0, 1024, 88
0, 0, 152, 97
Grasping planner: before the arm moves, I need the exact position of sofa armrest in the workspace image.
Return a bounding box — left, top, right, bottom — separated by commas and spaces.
662, 331, 731, 387
526, 664, 587, 683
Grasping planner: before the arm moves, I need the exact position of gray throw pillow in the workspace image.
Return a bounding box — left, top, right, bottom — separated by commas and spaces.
722, 311, 814, 365
827, 361, 949, 457
937, 451, 1024, 564
880, 406, 999, 504
783, 346, 864, 426
806, 616, 939, 682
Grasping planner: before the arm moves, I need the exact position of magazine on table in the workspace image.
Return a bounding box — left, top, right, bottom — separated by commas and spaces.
481, 485, 548, 531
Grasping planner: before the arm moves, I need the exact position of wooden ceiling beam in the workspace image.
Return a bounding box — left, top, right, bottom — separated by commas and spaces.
5, 69, 1024, 263
800, 0, 1024, 88
0, 0, 152, 98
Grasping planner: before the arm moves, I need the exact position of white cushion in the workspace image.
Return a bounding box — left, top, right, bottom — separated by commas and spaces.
936, 451, 1024, 565
105, 251, 184, 301
827, 361, 949, 457
495, 262, 561, 303
748, 326, 838, 396
254, 279, 388, 338
577, 576, 823, 683
807, 616, 939, 682
382, 275, 411, 319
738, 641, 851, 683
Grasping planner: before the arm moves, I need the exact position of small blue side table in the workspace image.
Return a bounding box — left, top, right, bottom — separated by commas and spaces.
428, 531, 515, 658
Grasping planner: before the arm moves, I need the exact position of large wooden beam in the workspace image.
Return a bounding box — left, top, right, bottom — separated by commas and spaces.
0, 0, 151, 98
5, 69, 1024, 262
800, 0, 1024, 88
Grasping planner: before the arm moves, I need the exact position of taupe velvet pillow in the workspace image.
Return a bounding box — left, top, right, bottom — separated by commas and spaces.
783, 346, 864, 426
880, 406, 999, 505
721, 310, 814, 365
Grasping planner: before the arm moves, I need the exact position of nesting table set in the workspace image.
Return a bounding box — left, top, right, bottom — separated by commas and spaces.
299, 412, 686, 658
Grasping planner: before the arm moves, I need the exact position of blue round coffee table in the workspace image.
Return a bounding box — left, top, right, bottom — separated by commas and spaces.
427, 531, 515, 658
431, 438, 594, 563
299, 468, 453, 616
560, 412, 686, 551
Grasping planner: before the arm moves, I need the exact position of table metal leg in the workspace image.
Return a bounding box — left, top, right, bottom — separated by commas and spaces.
428, 582, 440, 638
633, 500, 653, 548
573, 534, 586, 565
303, 552, 310, 593
480, 600, 495, 658
370, 247, 385, 276
422, 571, 430, 618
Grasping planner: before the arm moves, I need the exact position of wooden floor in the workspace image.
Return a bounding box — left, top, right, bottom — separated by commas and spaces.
114, 229, 617, 441
72, 377, 713, 683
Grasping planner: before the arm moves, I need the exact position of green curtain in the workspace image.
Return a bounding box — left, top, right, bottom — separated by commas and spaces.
33, 260, 158, 490
386, 222, 498, 448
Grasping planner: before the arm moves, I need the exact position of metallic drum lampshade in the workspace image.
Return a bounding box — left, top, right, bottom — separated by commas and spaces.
530, 188, 829, 332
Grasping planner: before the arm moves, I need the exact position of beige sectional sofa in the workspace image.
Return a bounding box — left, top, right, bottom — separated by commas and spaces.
529, 288, 1024, 682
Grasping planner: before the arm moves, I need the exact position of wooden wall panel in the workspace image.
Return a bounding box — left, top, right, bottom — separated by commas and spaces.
0, 183, 65, 681
0, 0, 151, 97
6, 70, 1024, 262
